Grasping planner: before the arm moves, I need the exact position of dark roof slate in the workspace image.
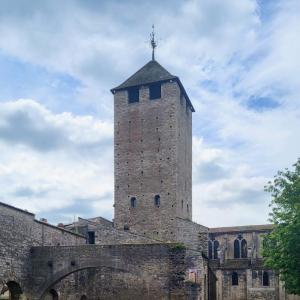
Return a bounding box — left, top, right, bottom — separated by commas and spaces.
111, 60, 195, 112
112, 60, 176, 90
209, 224, 274, 234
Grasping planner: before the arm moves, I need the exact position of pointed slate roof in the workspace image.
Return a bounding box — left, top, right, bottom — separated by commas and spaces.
112, 60, 176, 90
111, 60, 195, 112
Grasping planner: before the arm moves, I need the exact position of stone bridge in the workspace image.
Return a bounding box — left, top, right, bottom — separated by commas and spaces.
28, 243, 191, 300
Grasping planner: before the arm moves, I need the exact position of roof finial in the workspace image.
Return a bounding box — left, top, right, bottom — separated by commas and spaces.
150, 24, 157, 61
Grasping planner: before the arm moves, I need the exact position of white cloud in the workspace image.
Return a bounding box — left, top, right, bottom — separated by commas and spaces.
0, 99, 114, 222
0, 0, 299, 227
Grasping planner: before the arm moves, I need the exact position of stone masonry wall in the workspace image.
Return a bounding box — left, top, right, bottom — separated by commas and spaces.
176, 92, 192, 220
30, 244, 199, 300
0, 202, 85, 296
65, 217, 160, 245
207, 226, 300, 300
114, 81, 193, 241
176, 217, 208, 252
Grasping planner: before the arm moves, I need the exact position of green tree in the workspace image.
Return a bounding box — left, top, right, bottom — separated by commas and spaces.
263, 158, 300, 295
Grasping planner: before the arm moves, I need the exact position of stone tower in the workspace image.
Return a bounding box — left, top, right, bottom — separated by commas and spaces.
111, 59, 194, 241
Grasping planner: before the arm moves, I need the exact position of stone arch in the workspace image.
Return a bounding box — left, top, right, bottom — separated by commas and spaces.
38, 266, 130, 299
80, 295, 87, 300
0, 281, 23, 300
43, 289, 59, 300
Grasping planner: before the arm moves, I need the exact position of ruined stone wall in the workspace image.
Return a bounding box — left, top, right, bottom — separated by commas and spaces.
0, 202, 85, 296
65, 217, 160, 245
114, 81, 193, 241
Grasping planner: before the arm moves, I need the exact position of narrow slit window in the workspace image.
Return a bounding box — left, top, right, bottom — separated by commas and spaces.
154, 194, 160, 207
130, 197, 137, 208
149, 83, 161, 100
128, 87, 139, 103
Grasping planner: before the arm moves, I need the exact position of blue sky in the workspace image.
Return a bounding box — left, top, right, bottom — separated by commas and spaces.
0, 0, 299, 227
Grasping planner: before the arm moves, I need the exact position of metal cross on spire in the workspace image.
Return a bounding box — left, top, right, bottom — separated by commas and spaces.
150, 25, 157, 61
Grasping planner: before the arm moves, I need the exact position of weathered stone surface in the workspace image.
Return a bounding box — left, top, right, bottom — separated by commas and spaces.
0, 202, 85, 297
113, 81, 193, 241
1, 58, 299, 300
207, 225, 300, 300
29, 244, 193, 300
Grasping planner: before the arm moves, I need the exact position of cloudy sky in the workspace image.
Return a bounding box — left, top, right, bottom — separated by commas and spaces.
0, 0, 299, 227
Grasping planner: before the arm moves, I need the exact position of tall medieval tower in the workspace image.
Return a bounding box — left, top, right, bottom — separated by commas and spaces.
111, 53, 194, 241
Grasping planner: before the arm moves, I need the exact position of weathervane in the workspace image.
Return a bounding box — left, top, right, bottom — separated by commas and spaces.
150, 25, 157, 61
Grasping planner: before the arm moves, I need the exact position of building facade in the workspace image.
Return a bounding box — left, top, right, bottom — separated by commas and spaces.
0, 57, 299, 300
112, 60, 194, 241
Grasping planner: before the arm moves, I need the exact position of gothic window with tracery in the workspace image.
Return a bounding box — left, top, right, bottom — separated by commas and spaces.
234, 235, 247, 258
208, 239, 219, 259
241, 238, 247, 258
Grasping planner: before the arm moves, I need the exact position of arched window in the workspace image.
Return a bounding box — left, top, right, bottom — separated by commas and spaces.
234, 236, 247, 258
232, 272, 239, 286
234, 239, 240, 258
263, 271, 269, 286
213, 240, 219, 259
208, 240, 219, 259
208, 240, 213, 259
154, 195, 160, 207
241, 239, 247, 258
3, 281, 23, 300
130, 197, 136, 208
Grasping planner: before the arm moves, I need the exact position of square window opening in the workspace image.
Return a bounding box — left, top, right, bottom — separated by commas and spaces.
128, 87, 139, 103
149, 83, 161, 100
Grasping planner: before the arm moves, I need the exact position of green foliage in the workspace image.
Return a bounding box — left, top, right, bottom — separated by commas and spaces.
171, 243, 186, 251
262, 158, 300, 295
